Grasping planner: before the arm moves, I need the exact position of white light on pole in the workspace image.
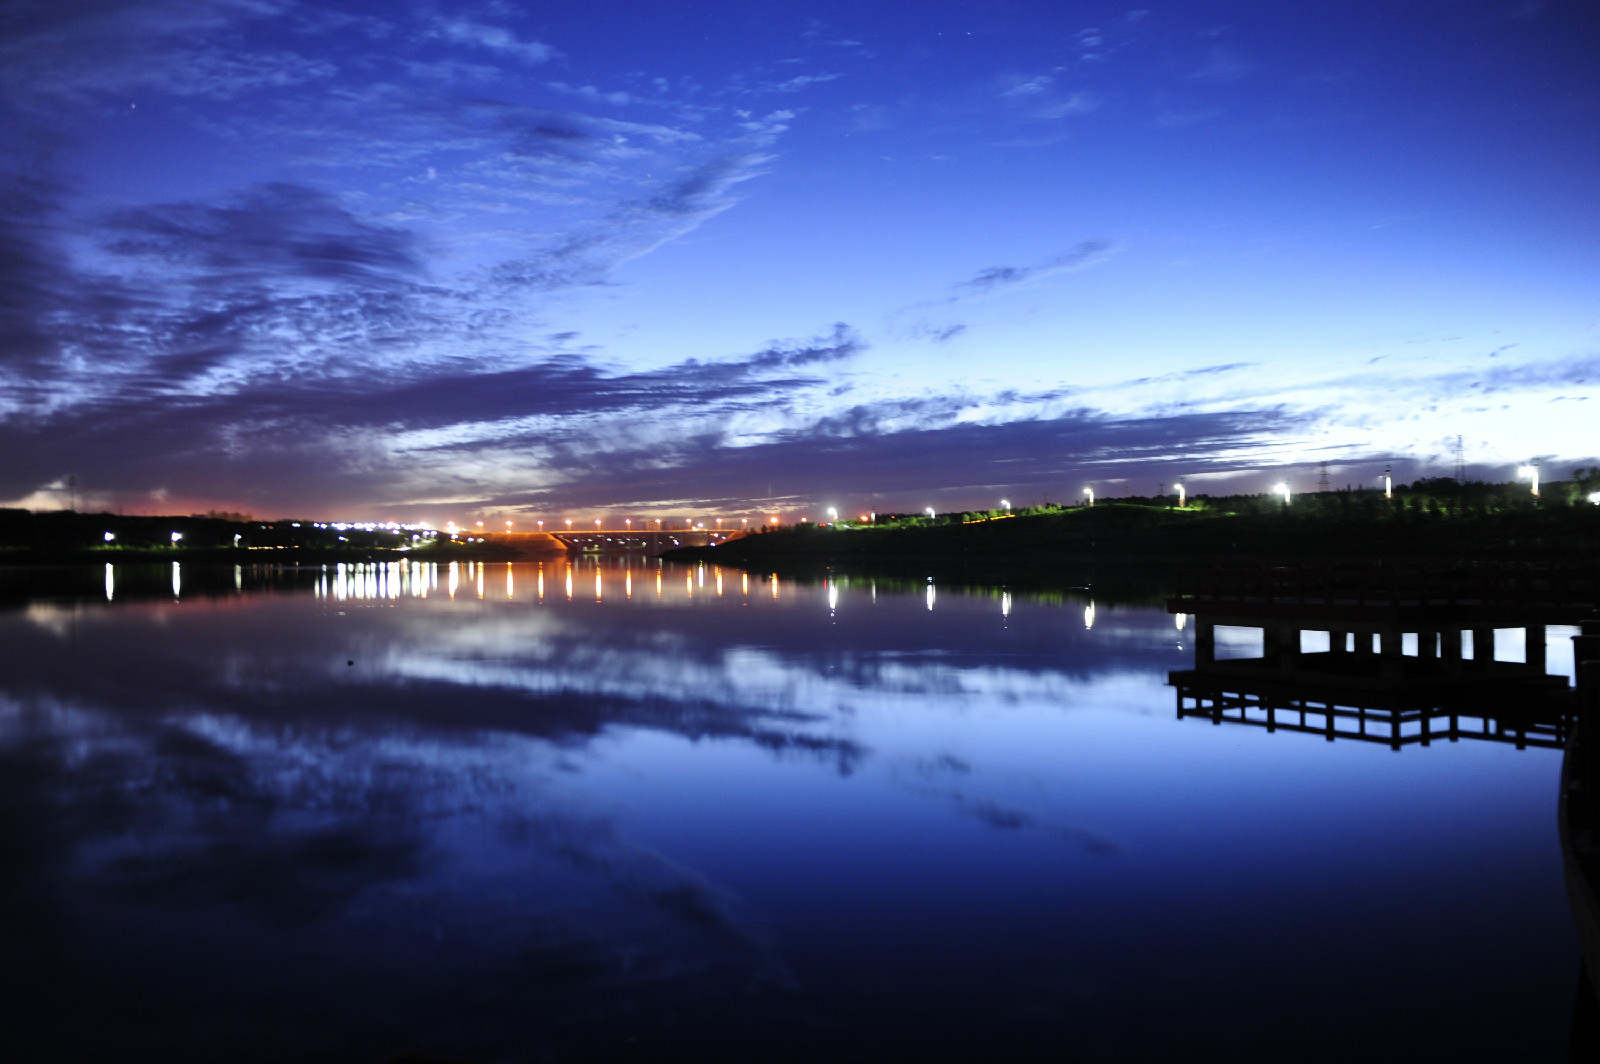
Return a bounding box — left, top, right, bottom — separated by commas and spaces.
1275, 482, 1291, 504
925, 507, 936, 520
1177, 483, 1186, 507
1518, 460, 1540, 497
1083, 487, 1094, 507
1384, 466, 1392, 500
1000, 498, 1010, 512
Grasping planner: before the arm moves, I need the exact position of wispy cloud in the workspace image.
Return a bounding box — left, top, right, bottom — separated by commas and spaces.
953, 240, 1116, 294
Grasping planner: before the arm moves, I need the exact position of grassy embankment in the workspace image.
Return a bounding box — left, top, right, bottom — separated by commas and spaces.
665, 479, 1600, 588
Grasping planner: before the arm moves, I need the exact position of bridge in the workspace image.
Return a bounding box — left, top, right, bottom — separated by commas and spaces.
480, 529, 744, 555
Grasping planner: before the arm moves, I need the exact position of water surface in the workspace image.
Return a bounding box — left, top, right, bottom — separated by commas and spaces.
0, 559, 1580, 1061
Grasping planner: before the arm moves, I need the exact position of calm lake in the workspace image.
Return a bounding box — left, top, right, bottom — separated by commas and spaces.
0, 558, 1583, 1062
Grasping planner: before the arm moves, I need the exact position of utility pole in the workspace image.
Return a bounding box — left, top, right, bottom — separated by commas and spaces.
1453, 435, 1466, 483
1317, 462, 1330, 493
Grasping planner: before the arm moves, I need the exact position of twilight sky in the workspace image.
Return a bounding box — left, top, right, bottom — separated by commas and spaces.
2, 0, 1596, 522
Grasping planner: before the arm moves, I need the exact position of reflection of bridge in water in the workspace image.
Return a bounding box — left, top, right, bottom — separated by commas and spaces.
485, 529, 741, 554
1167, 565, 1597, 751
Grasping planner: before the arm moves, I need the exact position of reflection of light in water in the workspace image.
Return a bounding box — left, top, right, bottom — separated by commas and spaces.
925, 581, 936, 611
626, 570, 633, 599
1175, 612, 1186, 630
771, 573, 779, 600
506, 564, 514, 599
476, 564, 485, 600
171, 562, 181, 599
565, 565, 573, 601
1084, 601, 1096, 629
234, 565, 242, 592
537, 566, 545, 601
697, 565, 705, 588
105, 563, 114, 602
1001, 592, 1012, 618
448, 562, 459, 599
716, 570, 723, 596
595, 570, 603, 601
656, 571, 663, 598
871, 582, 877, 603
827, 582, 838, 613
686, 572, 694, 597
741, 572, 749, 596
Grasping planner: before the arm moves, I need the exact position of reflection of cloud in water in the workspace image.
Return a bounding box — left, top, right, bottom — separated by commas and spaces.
896, 753, 1119, 856
0, 696, 805, 1060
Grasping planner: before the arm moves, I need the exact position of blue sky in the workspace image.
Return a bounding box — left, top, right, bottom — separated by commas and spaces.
1, 0, 1596, 521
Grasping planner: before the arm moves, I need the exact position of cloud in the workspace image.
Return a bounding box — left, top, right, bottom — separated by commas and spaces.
104, 182, 427, 287
953, 239, 1116, 294
432, 17, 556, 65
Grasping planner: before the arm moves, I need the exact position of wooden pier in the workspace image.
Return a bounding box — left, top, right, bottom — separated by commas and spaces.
1167, 563, 1595, 749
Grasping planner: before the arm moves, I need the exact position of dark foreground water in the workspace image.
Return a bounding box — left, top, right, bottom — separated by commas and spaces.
0, 559, 1583, 1062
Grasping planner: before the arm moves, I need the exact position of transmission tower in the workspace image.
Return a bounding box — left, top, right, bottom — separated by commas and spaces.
1453, 435, 1466, 482
1317, 461, 1330, 492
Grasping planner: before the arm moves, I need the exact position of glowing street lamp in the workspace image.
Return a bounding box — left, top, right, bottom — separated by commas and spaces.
826, 507, 838, 524
537, 520, 544, 531
1083, 487, 1094, 507
1177, 483, 1186, 507
506, 520, 514, 530
1275, 482, 1291, 504
716, 517, 723, 530
1518, 460, 1540, 497
170, 531, 183, 544
1383, 465, 1392, 500
565, 519, 572, 530
655, 519, 662, 529
1000, 498, 1010, 512
925, 507, 936, 520
595, 519, 602, 529
104, 531, 115, 543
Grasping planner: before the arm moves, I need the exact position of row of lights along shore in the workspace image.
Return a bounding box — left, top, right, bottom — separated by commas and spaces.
278, 459, 1564, 538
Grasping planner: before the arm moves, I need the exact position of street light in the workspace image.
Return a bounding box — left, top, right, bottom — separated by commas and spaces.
104, 531, 115, 543
537, 520, 544, 531
1177, 483, 1186, 507
1083, 488, 1094, 507
1000, 498, 1010, 512
170, 531, 183, 544
925, 507, 936, 520
506, 520, 513, 530
826, 507, 838, 524
1275, 482, 1291, 504
565, 519, 572, 530
1518, 460, 1540, 497
1383, 465, 1392, 500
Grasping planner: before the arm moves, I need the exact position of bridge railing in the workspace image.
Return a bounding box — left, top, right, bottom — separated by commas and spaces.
1174, 564, 1600, 609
